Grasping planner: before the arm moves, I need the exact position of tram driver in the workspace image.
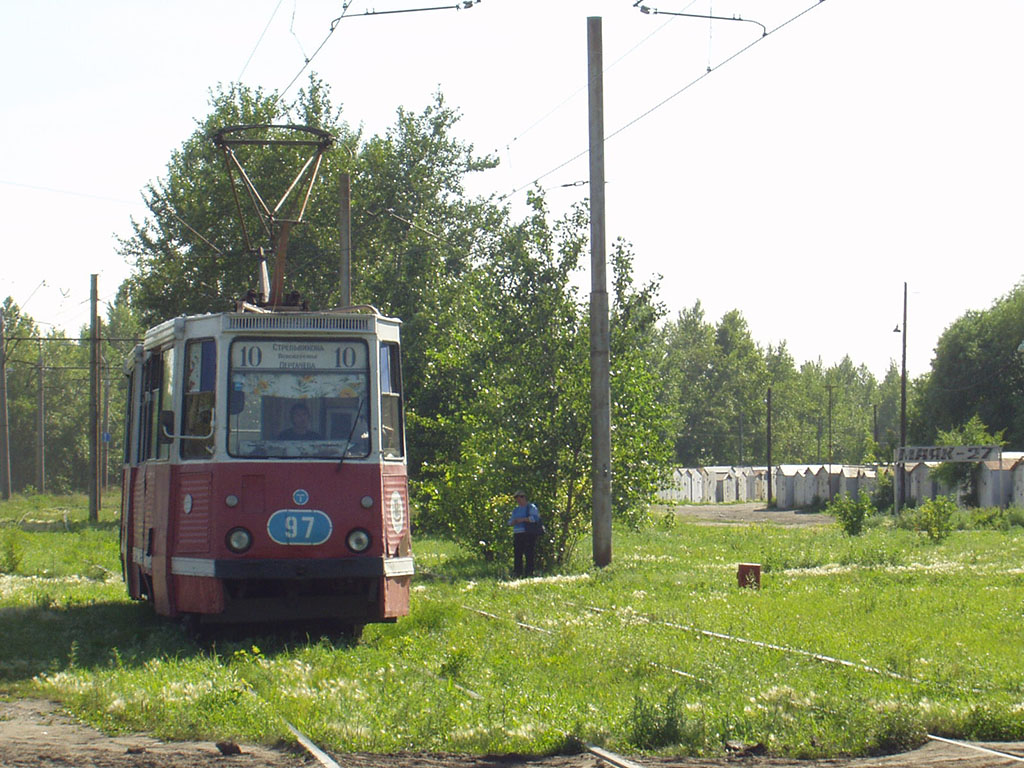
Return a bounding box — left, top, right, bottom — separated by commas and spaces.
277, 402, 323, 440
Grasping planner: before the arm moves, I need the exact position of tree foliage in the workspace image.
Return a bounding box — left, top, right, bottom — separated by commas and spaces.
114, 80, 670, 568
915, 281, 1024, 446
16, 76, 1024, 538
657, 304, 906, 468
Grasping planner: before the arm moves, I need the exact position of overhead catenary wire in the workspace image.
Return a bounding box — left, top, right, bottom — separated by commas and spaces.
500, 6, 691, 152
238, 0, 287, 81
277, 1, 479, 105
498, 0, 830, 203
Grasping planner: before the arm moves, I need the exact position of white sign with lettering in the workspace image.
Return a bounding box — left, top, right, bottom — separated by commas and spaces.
231, 340, 367, 372
895, 445, 1001, 463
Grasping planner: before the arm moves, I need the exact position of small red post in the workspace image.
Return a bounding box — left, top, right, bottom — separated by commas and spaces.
738, 563, 761, 589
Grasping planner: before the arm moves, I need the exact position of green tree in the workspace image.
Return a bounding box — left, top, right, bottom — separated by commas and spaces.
929, 415, 1006, 507
118, 81, 670, 568
120, 80, 354, 326
917, 281, 1024, 445
416, 198, 670, 565
1, 300, 43, 492
657, 302, 718, 466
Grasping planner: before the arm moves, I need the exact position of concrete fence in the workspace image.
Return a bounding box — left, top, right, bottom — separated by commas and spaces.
657, 454, 1024, 509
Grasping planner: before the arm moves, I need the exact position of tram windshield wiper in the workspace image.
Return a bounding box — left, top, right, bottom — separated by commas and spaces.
336, 397, 366, 472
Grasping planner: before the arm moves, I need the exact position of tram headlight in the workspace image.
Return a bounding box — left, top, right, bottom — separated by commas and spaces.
226, 527, 253, 553
346, 528, 371, 553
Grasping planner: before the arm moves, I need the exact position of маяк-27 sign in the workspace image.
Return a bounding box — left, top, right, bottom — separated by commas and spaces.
895, 445, 1001, 463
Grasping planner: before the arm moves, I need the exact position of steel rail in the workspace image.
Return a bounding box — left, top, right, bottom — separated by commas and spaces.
450, 598, 1019, 763
284, 720, 345, 768
452, 602, 650, 768
927, 734, 1024, 763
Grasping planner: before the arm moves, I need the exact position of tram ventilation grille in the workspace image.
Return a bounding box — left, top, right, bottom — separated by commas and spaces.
225, 315, 372, 332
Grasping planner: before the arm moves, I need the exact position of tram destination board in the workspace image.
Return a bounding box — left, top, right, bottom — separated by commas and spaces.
231, 340, 367, 371
895, 445, 1001, 463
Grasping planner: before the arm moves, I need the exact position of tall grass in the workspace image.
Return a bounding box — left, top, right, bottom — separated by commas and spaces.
3, 495, 1024, 757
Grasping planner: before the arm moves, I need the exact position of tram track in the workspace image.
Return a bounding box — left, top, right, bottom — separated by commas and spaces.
451, 599, 1024, 766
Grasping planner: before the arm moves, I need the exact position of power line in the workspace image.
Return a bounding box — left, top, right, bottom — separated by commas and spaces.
276, 1, 480, 104
4, 336, 140, 343
498, 0, 830, 203
278, 1, 350, 103
238, 0, 287, 81
501, 10, 686, 151
0, 179, 135, 206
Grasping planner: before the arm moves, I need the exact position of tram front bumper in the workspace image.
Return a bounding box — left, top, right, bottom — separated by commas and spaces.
171, 555, 415, 580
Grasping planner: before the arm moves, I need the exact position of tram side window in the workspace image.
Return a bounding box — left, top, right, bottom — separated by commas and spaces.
122, 370, 135, 465
380, 342, 404, 459
155, 348, 175, 461
181, 339, 216, 459
138, 353, 162, 461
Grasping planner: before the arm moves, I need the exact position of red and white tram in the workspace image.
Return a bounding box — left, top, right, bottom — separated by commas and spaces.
119, 306, 413, 629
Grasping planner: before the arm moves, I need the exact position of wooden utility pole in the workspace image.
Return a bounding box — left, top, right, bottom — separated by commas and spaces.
0, 312, 11, 500
36, 341, 44, 492
102, 368, 110, 493
89, 275, 100, 521
339, 172, 352, 308
588, 16, 612, 567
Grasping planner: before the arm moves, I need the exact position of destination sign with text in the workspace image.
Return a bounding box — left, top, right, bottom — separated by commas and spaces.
231, 340, 367, 371
895, 445, 1001, 463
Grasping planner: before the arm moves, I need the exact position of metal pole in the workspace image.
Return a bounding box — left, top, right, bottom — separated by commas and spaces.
588, 16, 612, 567
0, 312, 11, 499
900, 281, 907, 509
102, 363, 110, 493
339, 172, 352, 308
827, 383, 833, 482
738, 411, 744, 465
89, 275, 100, 521
766, 387, 772, 505
36, 341, 44, 493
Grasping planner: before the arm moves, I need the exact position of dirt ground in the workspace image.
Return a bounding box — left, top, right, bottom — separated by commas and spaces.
3, 698, 1024, 768
3, 504, 1022, 768
660, 502, 833, 527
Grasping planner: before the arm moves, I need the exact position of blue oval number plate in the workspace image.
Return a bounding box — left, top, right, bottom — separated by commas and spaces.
267, 509, 333, 546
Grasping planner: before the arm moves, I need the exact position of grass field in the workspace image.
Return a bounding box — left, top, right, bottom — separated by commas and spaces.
1, 494, 1023, 758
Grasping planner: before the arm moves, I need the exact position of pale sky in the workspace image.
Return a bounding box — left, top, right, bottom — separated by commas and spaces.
2, 0, 1021, 379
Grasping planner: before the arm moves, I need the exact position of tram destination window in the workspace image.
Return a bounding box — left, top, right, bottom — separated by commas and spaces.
227, 339, 370, 459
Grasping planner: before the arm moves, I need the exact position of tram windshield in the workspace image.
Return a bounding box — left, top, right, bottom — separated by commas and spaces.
227, 338, 371, 459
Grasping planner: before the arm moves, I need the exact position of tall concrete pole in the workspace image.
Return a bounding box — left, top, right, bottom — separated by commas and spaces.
766, 387, 773, 504
89, 274, 100, 521
588, 16, 612, 567
0, 312, 11, 499
899, 281, 908, 510
339, 172, 352, 308
36, 341, 44, 492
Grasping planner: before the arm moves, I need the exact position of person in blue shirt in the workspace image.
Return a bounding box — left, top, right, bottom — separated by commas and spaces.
508, 490, 541, 578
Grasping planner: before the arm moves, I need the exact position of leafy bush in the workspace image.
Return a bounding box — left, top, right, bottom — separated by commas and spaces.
898, 496, 956, 541
826, 490, 874, 536
0, 529, 23, 574
871, 470, 894, 512
626, 689, 703, 752
954, 506, 1024, 531
868, 703, 926, 754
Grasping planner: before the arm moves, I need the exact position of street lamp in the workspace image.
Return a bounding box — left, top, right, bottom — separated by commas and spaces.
893, 282, 907, 511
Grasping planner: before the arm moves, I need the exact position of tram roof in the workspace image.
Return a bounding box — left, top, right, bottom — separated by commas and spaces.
140, 306, 401, 349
